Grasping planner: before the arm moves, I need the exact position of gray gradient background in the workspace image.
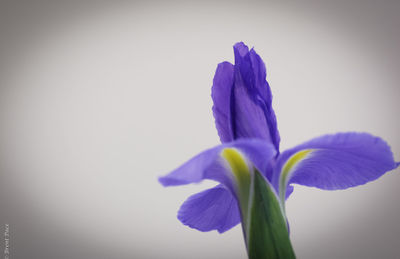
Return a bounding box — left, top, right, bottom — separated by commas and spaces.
0, 0, 399, 258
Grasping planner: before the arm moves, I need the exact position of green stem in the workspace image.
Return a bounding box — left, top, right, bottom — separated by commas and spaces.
221, 148, 295, 259
246, 170, 296, 259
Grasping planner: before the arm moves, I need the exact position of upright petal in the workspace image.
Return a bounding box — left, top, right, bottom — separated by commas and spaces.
177, 185, 240, 233
272, 132, 399, 202
231, 43, 280, 151
249, 49, 280, 151
211, 62, 235, 143
211, 43, 280, 151
231, 69, 272, 142
233, 42, 249, 60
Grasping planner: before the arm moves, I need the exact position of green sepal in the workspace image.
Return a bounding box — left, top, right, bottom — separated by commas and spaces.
247, 170, 296, 259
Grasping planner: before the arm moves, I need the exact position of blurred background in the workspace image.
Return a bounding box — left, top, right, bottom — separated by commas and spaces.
0, 0, 399, 258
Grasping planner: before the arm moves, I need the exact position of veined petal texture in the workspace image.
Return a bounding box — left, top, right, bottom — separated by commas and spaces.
232, 43, 280, 151
178, 185, 240, 233
272, 132, 398, 201
159, 139, 276, 191
158, 139, 276, 232
211, 42, 280, 151
212, 62, 235, 143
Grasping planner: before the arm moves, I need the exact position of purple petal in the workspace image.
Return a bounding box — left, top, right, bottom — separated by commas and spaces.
159, 139, 277, 193
159, 139, 276, 233
211, 62, 235, 143
248, 49, 280, 151
233, 42, 249, 60
211, 43, 280, 151
231, 43, 280, 150
178, 185, 240, 233
232, 69, 272, 141
273, 132, 398, 194
285, 185, 294, 199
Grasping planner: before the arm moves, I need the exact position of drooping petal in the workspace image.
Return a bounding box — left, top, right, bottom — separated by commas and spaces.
159, 139, 277, 233
231, 43, 280, 151
177, 185, 240, 233
159, 139, 277, 193
211, 62, 235, 143
272, 132, 399, 201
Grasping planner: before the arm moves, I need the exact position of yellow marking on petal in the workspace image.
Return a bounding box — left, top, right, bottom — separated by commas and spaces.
221, 148, 252, 224
279, 149, 313, 208
221, 148, 250, 184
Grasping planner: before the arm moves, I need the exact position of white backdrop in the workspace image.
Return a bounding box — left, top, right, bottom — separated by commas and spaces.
0, 1, 399, 258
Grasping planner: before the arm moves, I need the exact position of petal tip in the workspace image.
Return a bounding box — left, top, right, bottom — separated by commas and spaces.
233, 42, 249, 59
158, 175, 187, 187
158, 176, 168, 187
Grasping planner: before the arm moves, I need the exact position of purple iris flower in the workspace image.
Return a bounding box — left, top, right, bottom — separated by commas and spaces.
159, 42, 399, 237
